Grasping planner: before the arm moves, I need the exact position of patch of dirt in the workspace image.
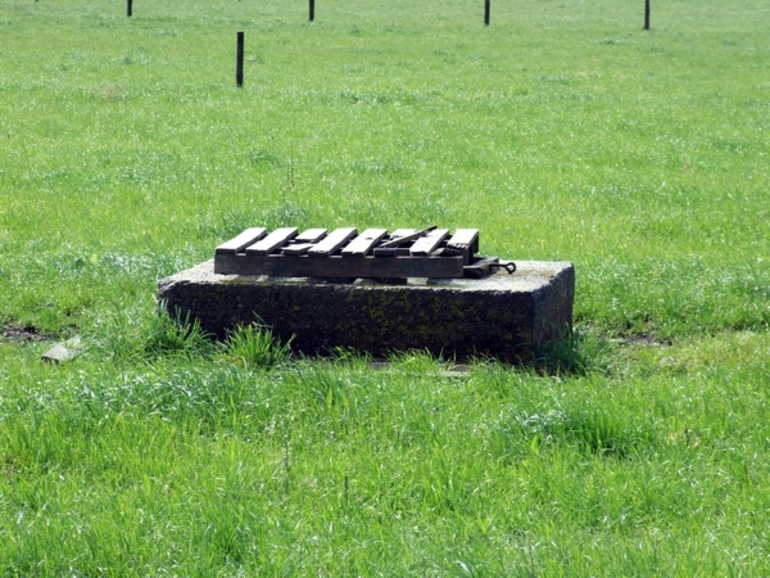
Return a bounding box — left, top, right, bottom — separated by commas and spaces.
2, 324, 49, 343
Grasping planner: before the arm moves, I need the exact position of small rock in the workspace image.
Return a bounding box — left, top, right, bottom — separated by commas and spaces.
41, 336, 82, 364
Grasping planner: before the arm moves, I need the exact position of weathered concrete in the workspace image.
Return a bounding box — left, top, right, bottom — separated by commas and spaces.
157, 260, 575, 364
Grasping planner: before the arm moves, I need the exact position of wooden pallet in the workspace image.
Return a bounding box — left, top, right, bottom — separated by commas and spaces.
213, 226, 484, 279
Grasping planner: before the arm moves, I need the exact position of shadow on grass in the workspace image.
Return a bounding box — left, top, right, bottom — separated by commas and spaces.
504, 325, 616, 376
511, 406, 652, 460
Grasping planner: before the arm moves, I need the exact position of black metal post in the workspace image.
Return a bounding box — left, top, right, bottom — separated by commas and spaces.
236, 31, 244, 87
484, 0, 490, 25
309, 0, 315, 21
644, 0, 650, 30
127, 0, 132, 17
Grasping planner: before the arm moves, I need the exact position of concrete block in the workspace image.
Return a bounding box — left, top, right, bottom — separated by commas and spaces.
157, 260, 574, 364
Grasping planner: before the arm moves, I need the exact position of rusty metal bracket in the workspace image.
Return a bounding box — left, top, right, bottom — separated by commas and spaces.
463, 257, 515, 279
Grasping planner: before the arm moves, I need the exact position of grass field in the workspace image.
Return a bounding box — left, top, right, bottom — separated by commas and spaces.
1, 0, 769, 575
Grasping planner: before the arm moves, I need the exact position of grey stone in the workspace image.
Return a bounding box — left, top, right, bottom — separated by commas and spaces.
41, 336, 82, 364
157, 260, 575, 364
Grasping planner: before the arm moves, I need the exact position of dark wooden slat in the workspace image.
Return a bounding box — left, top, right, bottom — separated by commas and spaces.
341, 228, 388, 257
379, 226, 436, 249
281, 243, 315, 255
374, 229, 414, 256
244, 227, 298, 255
215, 227, 267, 255
446, 228, 479, 264
308, 227, 357, 257
431, 247, 462, 257
295, 228, 328, 243
388, 228, 416, 239
410, 228, 449, 256
213, 253, 465, 278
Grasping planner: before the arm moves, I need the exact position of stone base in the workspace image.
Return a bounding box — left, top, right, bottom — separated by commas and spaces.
157, 260, 574, 364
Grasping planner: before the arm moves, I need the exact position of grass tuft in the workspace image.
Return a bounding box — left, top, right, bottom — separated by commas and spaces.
222, 322, 292, 369
90, 302, 214, 362
516, 407, 652, 459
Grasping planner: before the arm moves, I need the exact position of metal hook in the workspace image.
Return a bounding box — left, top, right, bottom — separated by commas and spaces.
490, 261, 516, 275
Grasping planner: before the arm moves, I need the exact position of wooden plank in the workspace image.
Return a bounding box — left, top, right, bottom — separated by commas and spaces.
295, 228, 328, 243
374, 229, 414, 256
308, 227, 357, 257
447, 229, 479, 252
446, 228, 480, 264
410, 228, 449, 256
244, 227, 298, 255
215, 227, 267, 255
373, 247, 397, 257
213, 253, 465, 278
379, 226, 436, 249
341, 228, 388, 257
281, 243, 315, 255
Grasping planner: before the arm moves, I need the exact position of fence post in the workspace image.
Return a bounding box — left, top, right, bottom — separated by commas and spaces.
127, 0, 132, 17
484, 0, 490, 25
309, 0, 315, 21
236, 31, 244, 87
644, 0, 650, 30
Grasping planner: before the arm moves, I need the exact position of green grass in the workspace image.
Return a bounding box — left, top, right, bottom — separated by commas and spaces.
1, 0, 769, 574
1, 0, 767, 336
3, 334, 770, 575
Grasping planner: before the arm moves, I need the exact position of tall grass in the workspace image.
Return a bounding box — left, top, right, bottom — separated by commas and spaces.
2, 333, 770, 574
